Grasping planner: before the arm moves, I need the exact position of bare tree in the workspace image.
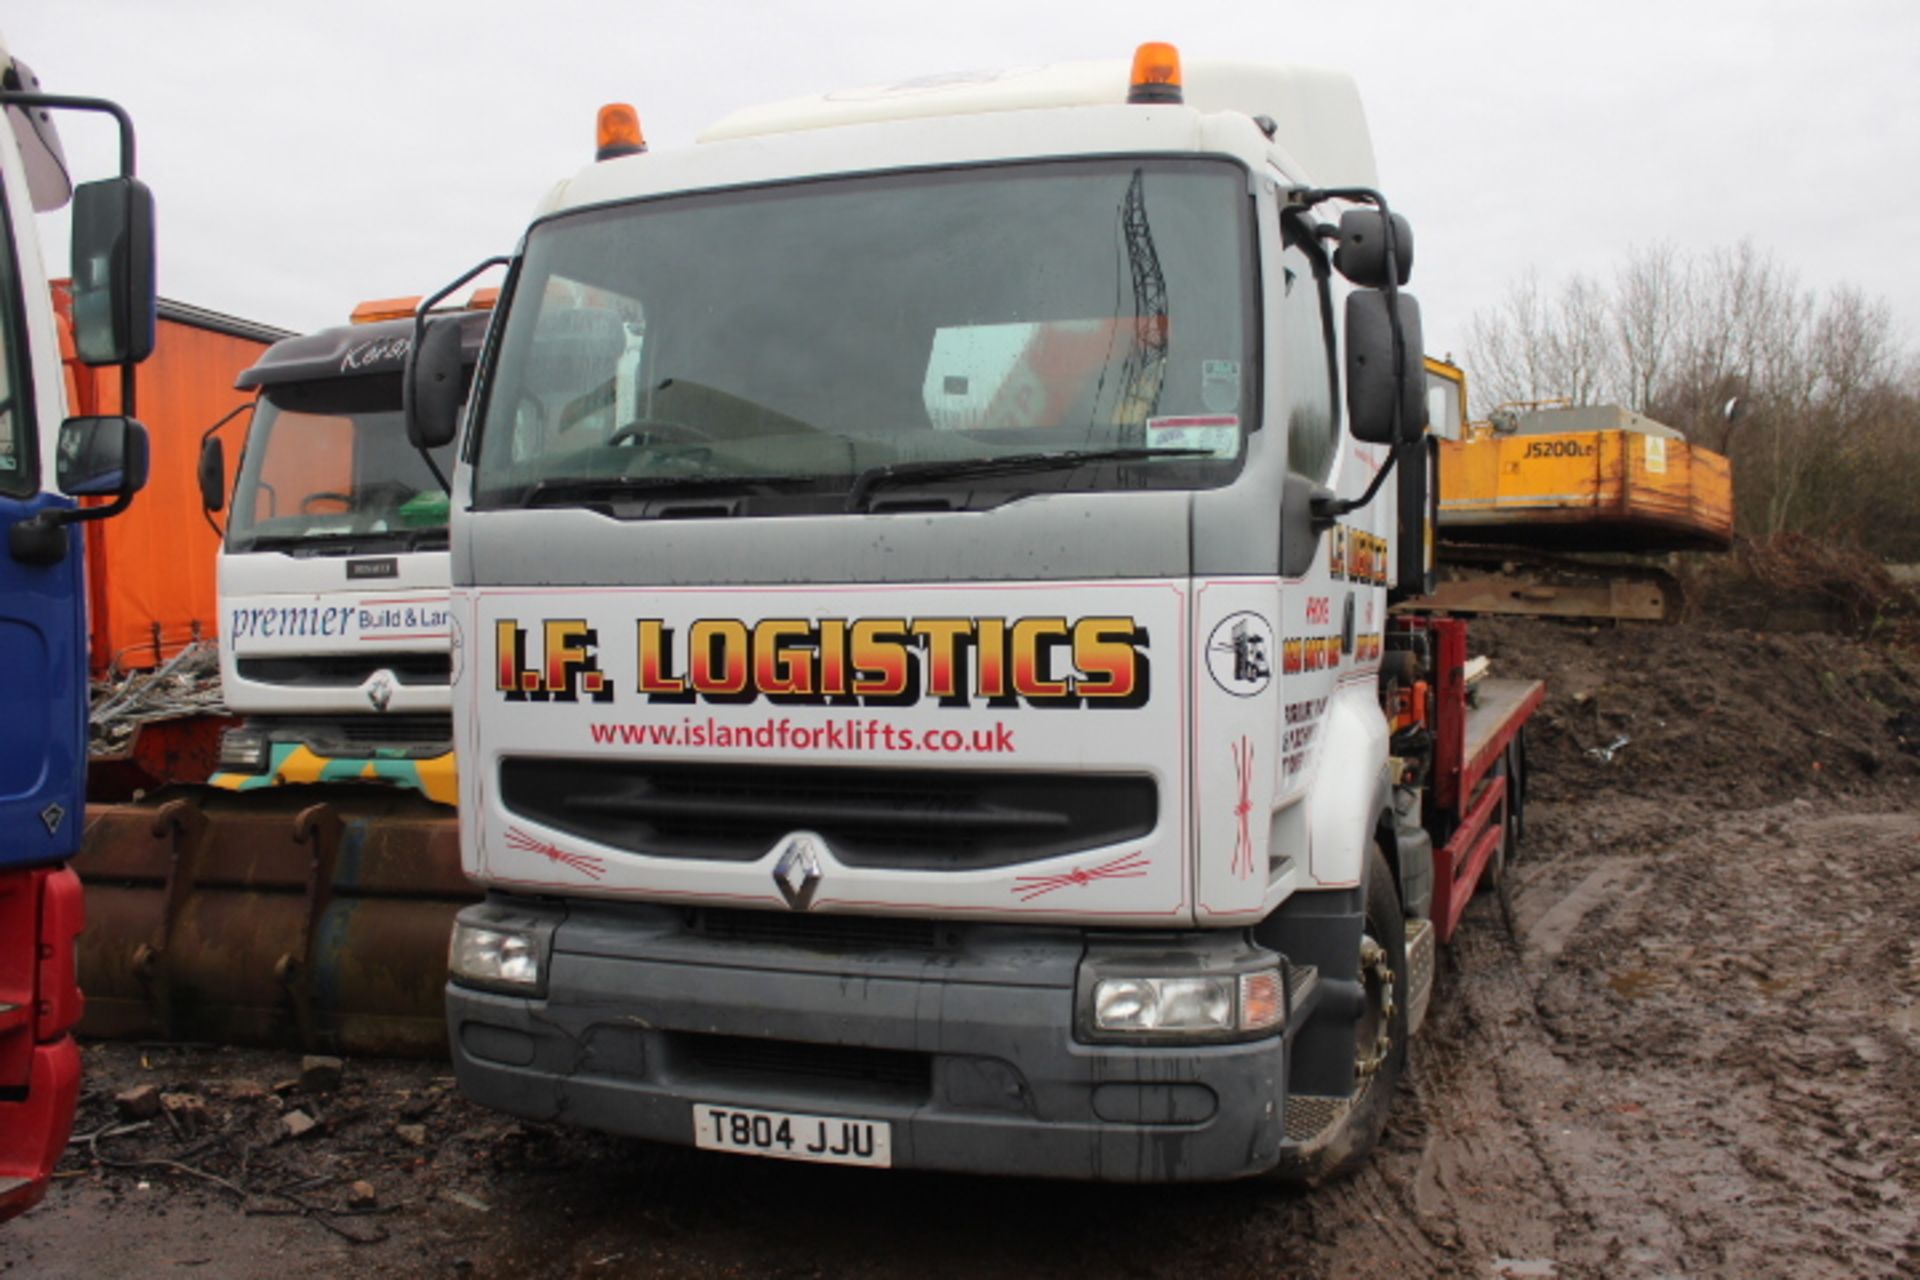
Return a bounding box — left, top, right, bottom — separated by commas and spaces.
1612, 243, 1683, 412
1548, 273, 1613, 407
1466, 270, 1617, 412
1463, 270, 1550, 414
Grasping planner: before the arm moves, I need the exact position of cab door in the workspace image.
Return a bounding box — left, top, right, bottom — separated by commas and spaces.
0, 168, 84, 871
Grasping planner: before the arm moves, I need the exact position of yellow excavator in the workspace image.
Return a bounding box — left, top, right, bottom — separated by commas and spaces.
1419, 358, 1733, 620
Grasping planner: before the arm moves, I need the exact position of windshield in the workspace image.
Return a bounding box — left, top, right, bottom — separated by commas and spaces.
473, 158, 1256, 511
227, 374, 455, 553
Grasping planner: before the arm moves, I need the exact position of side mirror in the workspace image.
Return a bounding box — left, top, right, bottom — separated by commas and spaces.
1332, 209, 1413, 288
198, 434, 226, 512
10, 417, 151, 566
57, 415, 150, 497
404, 315, 466, 448
1345, 290, 1428, 446
69, 177, 157, 366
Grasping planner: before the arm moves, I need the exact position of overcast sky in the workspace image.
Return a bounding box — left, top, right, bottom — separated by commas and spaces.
5, 0, 1917, 367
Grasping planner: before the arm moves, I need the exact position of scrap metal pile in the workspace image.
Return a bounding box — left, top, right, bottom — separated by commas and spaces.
88, 642, 226, 758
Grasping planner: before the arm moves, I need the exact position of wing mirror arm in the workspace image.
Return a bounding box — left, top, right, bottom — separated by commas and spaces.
195, 402, 251, 538
404, 255, 510, 490
1309, 439, 1407, 527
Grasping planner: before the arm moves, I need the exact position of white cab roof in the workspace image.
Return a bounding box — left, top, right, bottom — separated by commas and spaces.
700, 58, 1377, 191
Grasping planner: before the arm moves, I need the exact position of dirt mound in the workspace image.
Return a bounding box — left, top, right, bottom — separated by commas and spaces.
1471, 617, 1920, 813
1683, 533, 1920, 639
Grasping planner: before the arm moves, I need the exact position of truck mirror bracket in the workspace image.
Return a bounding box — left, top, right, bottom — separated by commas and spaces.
405, 255, 510, 473
1311, 437, 1412, 526
196, 403, 251, 538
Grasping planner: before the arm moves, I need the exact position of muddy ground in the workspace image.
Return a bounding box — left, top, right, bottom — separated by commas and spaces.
7, 616, 1919, 1279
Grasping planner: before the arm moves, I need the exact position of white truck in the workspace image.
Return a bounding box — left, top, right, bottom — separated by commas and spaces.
198, 301, 490, 802
411, 46, 1537, 1181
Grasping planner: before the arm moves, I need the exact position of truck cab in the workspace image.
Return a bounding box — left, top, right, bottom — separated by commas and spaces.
202, 302, 488, 802
0, 42, 155, 1219
424, 48, 1481, 1183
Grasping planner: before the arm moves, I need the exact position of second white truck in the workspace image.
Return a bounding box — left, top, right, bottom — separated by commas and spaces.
201, 300, 490, 800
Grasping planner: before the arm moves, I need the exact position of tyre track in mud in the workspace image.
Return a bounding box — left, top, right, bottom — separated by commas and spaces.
1299, 795, 1920, 1280
1289, 830, 1609, 1278
1578, 806, 1920, 1278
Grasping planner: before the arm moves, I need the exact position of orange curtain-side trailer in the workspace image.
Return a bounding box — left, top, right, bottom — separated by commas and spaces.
52, 282, 291, 676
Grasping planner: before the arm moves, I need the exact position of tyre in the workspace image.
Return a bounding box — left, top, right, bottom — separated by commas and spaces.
1477, 756, 1512, 893
1483, 729, 1527, 890
1274, 841, 1409, 1184
1506, 728, 1527, 851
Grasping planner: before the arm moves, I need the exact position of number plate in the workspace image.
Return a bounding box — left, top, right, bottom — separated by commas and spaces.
692, 1103, 892, 1168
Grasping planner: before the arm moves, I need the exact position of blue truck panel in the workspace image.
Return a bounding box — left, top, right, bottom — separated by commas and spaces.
0, 496, 83, 871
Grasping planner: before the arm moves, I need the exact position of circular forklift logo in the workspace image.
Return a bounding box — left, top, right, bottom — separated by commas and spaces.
1206, 612, 1275, 697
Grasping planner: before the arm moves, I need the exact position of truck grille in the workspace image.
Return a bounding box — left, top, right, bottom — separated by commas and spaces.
264, 714, 454, 754
498, 758, 1156, 870
238, 653, 450, 688
669, 1032, 932, 1097
688, 907, 945, 952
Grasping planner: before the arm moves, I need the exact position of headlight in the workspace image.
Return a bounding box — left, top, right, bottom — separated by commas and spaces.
217, 727, 269, 772
449, 920, 544, 992
1094, 976, 1234, 1033
1082, 957, 1285, 1042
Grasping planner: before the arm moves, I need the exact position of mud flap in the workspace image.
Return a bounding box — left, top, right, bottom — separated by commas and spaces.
1282, 921, 1431, 1155
1406, 917, 1435, 1036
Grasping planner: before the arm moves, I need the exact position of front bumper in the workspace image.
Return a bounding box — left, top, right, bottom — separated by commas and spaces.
447, 898, 1292, 1182
0, 865, 86, 1222
0, 1038, 81, 1221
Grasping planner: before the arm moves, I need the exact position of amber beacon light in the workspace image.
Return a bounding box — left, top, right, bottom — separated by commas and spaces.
596, 103, 647, 161
1127, 42, 1184, 104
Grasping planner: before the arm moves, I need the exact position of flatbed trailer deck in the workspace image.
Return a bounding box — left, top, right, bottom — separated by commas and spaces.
1398, 615, 1543, 942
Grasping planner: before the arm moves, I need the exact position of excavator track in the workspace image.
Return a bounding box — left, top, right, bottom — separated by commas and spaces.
1411, 544, 1682, 623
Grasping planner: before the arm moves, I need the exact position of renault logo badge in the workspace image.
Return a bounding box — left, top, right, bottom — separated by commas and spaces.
365, 671, 396, 712
772, 833, 825, 911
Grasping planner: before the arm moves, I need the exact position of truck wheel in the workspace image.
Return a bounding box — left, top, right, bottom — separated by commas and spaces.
1484, 732, 1527, 887
1477, 757, 1512, 893
1506, 729, 1527, 852
1277, 842, 1409, 1184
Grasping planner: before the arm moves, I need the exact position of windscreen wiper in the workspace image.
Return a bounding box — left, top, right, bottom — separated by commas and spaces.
239, 532, 388, 556
520, 473, 825, 508
401, 527, 451, 550
845, 447, 1214, 511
